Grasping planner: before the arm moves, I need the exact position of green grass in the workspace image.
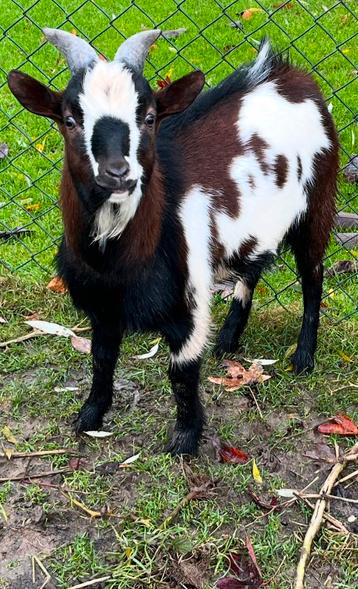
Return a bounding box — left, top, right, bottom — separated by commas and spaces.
0, 275, 357, 588
0, 1, 357, 588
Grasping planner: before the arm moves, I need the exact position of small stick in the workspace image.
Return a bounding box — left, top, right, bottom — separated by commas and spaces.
63, 492, 102, 518
160, 483, 212, 529
32, 555, 51, 589
0, 329, 42, 348
296, 495, 349, 534
0, 448, 77, 459
294, 442, 358, 589
325, 494, 358, 504
0, 468, 70, 483
67, 576, 112, 589
248, 386, 263, 419
335, 469, 358, 486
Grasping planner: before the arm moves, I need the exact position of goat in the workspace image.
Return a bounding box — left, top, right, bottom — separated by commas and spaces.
8, 28, 338, 455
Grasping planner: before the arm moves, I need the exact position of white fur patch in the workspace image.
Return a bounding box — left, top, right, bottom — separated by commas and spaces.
215, 81, 331, 258
79, 61, 144, 243
234, 280, 251, 306
248, 39, 271, 86
172, 185, 213, 365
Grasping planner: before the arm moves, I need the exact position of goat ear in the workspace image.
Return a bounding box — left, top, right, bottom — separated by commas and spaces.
155, 70, 205, 120
8, 70, 63, 122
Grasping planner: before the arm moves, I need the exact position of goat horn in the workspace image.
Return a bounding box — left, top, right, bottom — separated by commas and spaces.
43, 28, 98, 74
114, 29, 161, 72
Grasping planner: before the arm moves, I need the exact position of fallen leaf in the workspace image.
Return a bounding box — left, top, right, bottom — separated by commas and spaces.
316, 414, 358, 436
1, 425, 18, 445
25, 203, 41, 212
276, 488, 296, 498
338, 351, 353, 363
25, 319, 75, 338
35, 143, 45, 153
252, 459, 263, 484
240, 8, 264, 20
212, 438, 249, 464
157, 75, 172, 89
326, 260, 356, 277
285, 343, 297, 358
0, 316, 6, 324
84, 430, 114, 438
119, 453, 141, 468
71, 335, 91, 354
209, 360, 270, 392
69, 457, 88, 471
273, 1, 293, 8
0, 143, 9, 159
217, 538, 263, 588
132, 342, 159, 360
0, 227, 34, 239
248, 488, 279, 511
4, 448, 13, 460
46, 276, 68, 294
244, 358, 277, 366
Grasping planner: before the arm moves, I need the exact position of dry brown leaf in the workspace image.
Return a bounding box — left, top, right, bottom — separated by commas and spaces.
71, 335, 91, 354
1, 425, 18, 445
46, 276, 68, 294
209, 360, 271, 391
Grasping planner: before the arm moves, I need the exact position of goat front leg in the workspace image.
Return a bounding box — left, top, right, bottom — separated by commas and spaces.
75, 321, 122, 433
163, 313, 208, 456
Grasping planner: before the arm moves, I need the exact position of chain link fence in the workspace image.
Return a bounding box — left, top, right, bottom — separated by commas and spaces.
0, 0, 357, 321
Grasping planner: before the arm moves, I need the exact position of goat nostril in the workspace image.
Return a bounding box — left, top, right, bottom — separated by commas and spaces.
105, 162, 129, 179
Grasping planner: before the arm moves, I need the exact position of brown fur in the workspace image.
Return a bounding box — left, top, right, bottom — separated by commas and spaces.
178, 98, 243, 218
274, 154, 288, 188
246, 133, 270, 174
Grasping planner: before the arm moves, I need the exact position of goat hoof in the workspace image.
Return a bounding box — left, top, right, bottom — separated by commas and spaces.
214, 333, 239, 358
291, 350, 314, 375
74, 403, 103, 434
166, 429, 200, 457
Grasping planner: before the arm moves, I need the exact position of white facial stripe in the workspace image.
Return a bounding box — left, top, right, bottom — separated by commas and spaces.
79, 60, 145, 244
79, 60, 143, 183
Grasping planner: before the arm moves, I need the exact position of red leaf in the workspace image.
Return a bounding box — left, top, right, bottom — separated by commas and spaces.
317, 414, 358, 436
157, 75, 172, 89
219, 444, 249, 464
248, 488, 279, 511
217, 541, 263, 588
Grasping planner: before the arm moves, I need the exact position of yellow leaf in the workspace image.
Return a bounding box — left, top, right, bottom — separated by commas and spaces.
339, 351, 352, 363
342, 48, 350, 54
2, 425, 18, 445
71, 29, 78, 36
26, 203, 41, 212
125, 547, 133, 558
4, 448, 13, 459
164, 66, 174, 80
35, 143, 45, 153
285, 343, 297, 359
252, 458, 263, 484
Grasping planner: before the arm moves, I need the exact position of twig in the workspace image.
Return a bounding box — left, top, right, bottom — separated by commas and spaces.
0, 329, 42, 348
295, 495, 349, 534
335, 469, 358, 486
0, 448, 77, 459
294, 442, 358, 589
67, 576, 112, 589
0, 468, 70, 483
325, 493, 358, 504
32, 555, 51, 589
160, 482, 212, 529
248, 386, 263, 419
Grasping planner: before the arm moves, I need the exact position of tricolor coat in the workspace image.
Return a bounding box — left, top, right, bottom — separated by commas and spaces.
8, 29, 338, 455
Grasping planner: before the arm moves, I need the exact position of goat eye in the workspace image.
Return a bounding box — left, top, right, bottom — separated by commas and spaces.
65, 116, 76, 129
145, 113, 155, 127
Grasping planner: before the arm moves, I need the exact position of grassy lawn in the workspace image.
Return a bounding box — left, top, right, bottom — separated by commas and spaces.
0, 1, 357, 588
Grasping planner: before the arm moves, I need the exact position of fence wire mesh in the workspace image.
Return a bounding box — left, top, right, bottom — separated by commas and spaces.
0, 0, 357, 321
